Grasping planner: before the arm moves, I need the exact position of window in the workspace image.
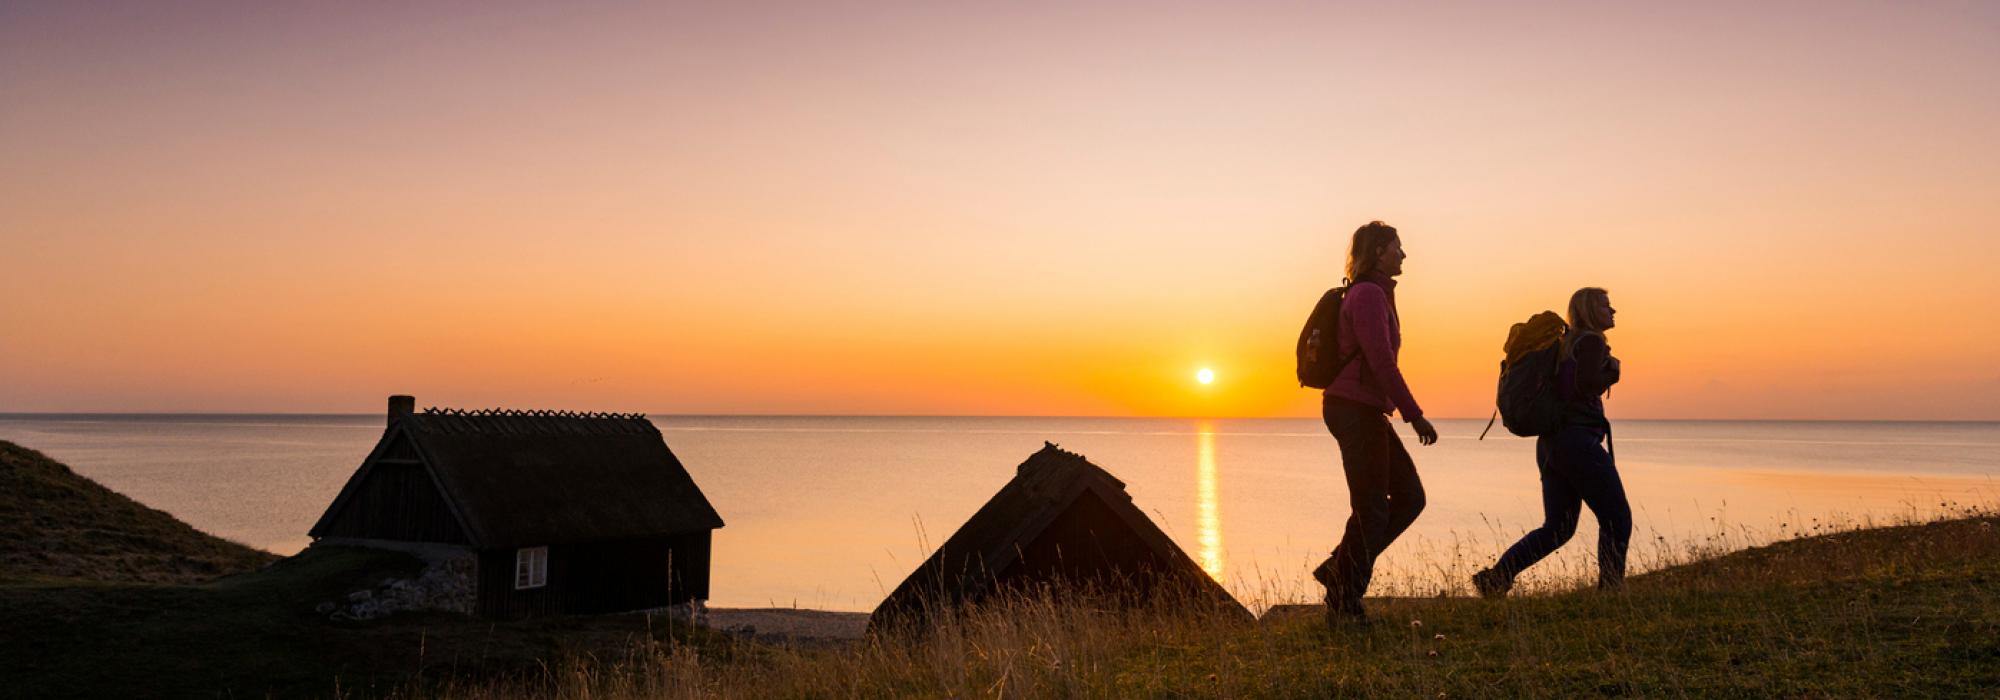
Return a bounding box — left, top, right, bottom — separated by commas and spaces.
514, 546, 548, 589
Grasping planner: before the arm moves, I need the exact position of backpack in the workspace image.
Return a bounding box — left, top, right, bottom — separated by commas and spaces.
1295, 282, 1365, 389
1479, 310, 1569, 439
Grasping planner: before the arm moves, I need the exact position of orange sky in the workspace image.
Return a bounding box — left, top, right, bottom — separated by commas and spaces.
4, 2, 1997, 419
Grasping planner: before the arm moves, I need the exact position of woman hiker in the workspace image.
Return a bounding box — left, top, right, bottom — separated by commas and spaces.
1314, 220, 1439, 625
1474, 287, 1629, 597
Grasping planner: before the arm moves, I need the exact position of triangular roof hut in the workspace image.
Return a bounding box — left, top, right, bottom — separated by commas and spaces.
870, 442, 1248, 631
309, 396, 723, 618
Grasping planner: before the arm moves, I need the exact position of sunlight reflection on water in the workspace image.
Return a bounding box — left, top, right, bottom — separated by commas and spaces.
1194, 421, 1224, 582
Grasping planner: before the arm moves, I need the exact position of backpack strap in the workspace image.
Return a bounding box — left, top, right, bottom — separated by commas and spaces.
1343, 280, 1381, 387
1329, 346, 1364, 384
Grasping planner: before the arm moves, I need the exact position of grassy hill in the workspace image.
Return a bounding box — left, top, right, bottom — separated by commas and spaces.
459, 511, 2000, 698
2, 438, 1993, 698
0, 440, 274, 584
0, 544, 725, 699
0, 442, 721, 699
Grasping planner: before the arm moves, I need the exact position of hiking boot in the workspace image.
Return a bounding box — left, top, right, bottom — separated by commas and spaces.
1471, 568, 1512, 599
1312, 555, 1346, 605
1311, 555, 1337, 589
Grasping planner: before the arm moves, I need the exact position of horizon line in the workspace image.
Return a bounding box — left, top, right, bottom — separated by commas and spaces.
1, 411, 1996, 424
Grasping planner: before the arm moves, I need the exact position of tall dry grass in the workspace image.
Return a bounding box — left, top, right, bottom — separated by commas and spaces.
392, 499, 2000, 699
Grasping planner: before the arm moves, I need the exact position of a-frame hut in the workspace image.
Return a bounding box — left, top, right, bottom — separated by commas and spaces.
870, 442, 1248, 631
308, 395, 724, 618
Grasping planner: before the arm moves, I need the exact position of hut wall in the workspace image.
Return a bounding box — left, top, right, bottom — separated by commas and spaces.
475, 532, 712, 618
315, 461, 470, 544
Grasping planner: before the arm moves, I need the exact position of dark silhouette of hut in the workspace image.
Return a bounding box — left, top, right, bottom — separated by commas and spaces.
870, 442, 1249, 632
308, 395, 723, 618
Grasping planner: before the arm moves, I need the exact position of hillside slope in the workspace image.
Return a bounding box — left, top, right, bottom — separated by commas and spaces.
465, 512, 2000, 698
0, 544, 729, 699
2, 437, 1993, 697
0, 440, 274, 583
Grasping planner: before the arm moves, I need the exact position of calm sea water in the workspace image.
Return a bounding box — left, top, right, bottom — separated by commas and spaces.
3, 415, 1996, 612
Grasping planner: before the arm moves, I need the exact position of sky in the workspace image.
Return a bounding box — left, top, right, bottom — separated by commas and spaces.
3, 1, 1998, 419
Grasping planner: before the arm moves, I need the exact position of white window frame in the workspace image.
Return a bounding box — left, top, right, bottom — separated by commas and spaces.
514, 546, 548, 590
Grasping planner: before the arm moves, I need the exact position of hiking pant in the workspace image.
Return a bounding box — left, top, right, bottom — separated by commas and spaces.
1493, 425, 1632, 589
1322, 395, 1426, 606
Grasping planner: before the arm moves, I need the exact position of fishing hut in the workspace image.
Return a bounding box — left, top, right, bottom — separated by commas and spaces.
308, 395, 724, 618
870, 442, 1248, 632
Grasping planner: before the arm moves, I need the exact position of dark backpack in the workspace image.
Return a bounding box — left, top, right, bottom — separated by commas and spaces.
1295, 282, 1365, 389
1480, 311, 1569, 439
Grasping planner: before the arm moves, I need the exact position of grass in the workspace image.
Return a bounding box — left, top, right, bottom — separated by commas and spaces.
436, 505, 2000, 699
0, 440, 727, 699
5, 435, 1994, 697
0, 440, 274, 584
0, 545, 732, 699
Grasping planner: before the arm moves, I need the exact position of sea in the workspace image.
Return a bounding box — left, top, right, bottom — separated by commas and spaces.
3, 415, 1995, 612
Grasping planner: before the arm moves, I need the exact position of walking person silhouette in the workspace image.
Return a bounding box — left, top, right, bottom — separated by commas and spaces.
1475, 287, 1629, 596
1312, 221, 1439, 626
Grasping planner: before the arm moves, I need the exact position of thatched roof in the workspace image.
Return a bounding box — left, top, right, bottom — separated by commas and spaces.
310, 407, 723, 549
870, 442, 1247, 631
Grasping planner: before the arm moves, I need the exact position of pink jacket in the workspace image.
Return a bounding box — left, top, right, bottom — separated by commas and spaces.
1324, 277, 1424, 420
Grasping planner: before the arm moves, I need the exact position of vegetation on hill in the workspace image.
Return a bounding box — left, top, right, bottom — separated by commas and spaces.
2, 439, 1993, 698
450, 509, 2000, 699
0, 440, 274, 584
0, 442, 728, 699
0, 544, 730, 699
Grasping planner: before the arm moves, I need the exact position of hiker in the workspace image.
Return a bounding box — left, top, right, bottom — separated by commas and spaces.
1475, 287, 1628, 596
1312, 220, 1438, 624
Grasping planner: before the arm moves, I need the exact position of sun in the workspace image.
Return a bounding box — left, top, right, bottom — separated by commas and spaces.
1196, 368, 1216, 385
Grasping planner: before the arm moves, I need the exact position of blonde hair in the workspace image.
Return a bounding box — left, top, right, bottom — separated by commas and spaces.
1563, 287, 1610, 358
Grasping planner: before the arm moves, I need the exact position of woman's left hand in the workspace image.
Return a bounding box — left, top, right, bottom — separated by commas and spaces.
1409, 416, 1439, 446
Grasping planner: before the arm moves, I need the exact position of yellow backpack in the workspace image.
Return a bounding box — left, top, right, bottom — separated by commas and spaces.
1480, 311, 1568, 439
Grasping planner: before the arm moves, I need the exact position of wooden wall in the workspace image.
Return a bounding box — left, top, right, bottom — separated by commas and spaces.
475, 532, 712, 618
315, 460, 470, 544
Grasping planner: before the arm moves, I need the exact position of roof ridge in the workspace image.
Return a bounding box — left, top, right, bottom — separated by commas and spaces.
1017, 441, 1121, 490
410, 406, 658, 436
422, 406, 648, 420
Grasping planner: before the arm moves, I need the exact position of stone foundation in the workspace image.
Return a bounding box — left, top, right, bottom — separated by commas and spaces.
314, 541, 477, 620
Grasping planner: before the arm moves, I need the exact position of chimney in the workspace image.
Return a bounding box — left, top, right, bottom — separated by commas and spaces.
388, 395, 415, 426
